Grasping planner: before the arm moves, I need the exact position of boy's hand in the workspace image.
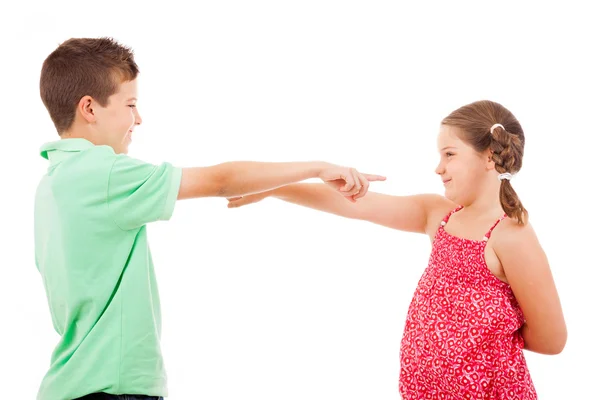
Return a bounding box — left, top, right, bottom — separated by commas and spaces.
227, 167, 386, 208
319, 166, 385, 202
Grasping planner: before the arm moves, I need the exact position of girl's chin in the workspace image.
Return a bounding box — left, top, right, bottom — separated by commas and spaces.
444, 189, 459, 204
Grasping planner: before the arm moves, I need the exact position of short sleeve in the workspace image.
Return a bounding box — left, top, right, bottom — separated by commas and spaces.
107, 155, 182, 230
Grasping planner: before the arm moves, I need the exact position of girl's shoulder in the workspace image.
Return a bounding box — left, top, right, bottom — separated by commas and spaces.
423, 195, 459, 239
490, 216, 539, 253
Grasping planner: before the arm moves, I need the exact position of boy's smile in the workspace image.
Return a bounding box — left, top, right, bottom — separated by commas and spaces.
92, 78, 142, 154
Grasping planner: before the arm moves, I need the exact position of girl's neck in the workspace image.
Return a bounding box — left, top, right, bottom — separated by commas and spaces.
460, 184, 505, 220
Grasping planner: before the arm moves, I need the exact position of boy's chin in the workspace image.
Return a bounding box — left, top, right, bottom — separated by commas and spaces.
110, 144, 129, 155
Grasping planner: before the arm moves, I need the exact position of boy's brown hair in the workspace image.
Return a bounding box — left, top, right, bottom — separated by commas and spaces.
40, 37, 139, 135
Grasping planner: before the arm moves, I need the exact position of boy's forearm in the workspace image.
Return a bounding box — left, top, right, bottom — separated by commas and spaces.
179, 161, 334, 200
219, 161, 330, 197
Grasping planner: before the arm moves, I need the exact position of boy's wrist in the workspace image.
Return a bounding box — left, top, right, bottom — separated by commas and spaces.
310, 161, 334, 177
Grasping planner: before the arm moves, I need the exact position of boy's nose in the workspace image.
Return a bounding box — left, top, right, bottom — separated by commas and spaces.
134, 109, 142, 125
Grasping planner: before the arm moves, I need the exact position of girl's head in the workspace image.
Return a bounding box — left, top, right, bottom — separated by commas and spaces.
436, 100, 528, 224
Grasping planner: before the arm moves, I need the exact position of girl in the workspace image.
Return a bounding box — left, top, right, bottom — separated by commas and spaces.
227, 100, 567, 399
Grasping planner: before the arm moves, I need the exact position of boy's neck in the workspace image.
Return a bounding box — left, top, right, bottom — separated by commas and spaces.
61, 125, 95, 143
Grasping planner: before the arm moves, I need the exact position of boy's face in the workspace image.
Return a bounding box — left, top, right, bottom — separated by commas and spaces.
94, 78, 142, 154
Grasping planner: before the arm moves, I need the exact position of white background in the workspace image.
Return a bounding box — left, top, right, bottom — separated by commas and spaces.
1, 1, 598, 399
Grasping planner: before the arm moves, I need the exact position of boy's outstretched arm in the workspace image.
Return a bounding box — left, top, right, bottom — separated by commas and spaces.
177, 162, 384, 200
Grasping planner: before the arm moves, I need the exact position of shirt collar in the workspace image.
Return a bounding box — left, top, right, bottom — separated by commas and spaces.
40, 138, 96, 162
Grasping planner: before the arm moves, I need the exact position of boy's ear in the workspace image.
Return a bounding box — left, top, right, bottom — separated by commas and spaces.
77, 95, 96, 123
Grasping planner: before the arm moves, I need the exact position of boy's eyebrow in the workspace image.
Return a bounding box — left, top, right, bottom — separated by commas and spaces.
126, 97, 138, 102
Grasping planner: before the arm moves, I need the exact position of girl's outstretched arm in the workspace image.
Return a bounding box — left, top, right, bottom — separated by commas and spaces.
227, 183, 455, 235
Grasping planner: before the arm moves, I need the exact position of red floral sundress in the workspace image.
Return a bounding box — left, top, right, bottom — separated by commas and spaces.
399, 206, 536, 399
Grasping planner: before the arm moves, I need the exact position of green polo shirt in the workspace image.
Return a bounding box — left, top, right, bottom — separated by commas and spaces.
34, 138, 182, 400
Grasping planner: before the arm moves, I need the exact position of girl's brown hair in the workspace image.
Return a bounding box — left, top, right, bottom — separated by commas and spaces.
442, 100, 528, 224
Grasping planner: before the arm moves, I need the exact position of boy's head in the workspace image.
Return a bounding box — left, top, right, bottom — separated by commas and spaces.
40, 37, 142, 154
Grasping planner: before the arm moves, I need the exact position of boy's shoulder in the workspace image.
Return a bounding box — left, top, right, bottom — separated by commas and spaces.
39, 137, 176, 187
38, 139, 129, 196
39, 139, 148, 178
41, 138, 118, 162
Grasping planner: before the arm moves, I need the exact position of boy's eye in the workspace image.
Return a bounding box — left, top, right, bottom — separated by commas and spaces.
128, 105, 136, 108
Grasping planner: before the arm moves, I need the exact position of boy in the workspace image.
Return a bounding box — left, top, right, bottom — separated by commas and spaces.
35, 37, 384, 400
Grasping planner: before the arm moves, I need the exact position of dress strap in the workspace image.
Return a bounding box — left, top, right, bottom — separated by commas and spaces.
440, 205, 463, 226
483, 213, 508, 241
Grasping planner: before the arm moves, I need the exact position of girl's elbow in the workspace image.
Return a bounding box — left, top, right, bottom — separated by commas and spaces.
523, 324, 567, 355
549, 330, 568, 355
542, 330, 568, 355
544, 342, 565, 355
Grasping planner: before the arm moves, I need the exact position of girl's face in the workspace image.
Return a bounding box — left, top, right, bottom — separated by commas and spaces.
435, 124, 494, 205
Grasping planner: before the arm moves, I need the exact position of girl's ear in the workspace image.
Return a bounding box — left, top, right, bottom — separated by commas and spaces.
486, 148, 496, 171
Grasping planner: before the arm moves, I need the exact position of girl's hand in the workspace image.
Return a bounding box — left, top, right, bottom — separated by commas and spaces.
227, 191, 272, 208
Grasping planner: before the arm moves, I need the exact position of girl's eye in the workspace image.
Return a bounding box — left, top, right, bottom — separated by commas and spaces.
446, 152, 454, 157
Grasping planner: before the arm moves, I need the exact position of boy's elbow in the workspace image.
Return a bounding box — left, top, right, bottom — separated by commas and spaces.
212, 164, 243, 197
179, 167, 230, 199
